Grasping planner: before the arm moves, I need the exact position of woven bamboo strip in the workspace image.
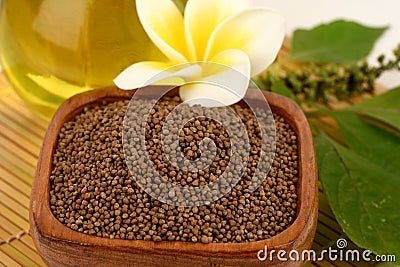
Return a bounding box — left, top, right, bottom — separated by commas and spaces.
5, 239, 44, 267
0, 192, 29, 220
0, 158, 34, 186
312, 241, 324, 249
0, 217, 35, 253
317, 211, 344, 237
0, 149, 35, 177
0, 135, 38, 167
0, 226, 26, 246
0, 250, 22, 267
313, 232, 333, 250
0, 219, 33, 255
0, 96, 48, 130
0, 113, 43, 145
0, 223, 29, 247
0, 104, 45, 138
0, 166, 33, 191
0, 182, 30, 209
0, 128, 40, 158
19, 236, 40, 256
0, 156, 34, 185
0, 216, 23, 236
0, 203, 29, 228
0, 244, 39, 267
0, 169, 31, 199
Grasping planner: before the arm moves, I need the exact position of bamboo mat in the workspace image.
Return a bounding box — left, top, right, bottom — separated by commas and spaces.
0, 71, 374, 267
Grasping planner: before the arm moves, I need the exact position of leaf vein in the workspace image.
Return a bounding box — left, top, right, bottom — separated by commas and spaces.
325, 137, 388, 250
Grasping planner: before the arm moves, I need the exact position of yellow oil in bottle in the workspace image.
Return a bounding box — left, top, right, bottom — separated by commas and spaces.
0, 0, 168, 119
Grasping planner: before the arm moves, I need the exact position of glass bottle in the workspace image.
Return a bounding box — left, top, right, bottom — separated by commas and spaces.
0, 0, 174, 119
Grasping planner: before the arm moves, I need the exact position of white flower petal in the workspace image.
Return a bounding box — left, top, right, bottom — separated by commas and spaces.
114, 61, 202, 89
206, 48, 250, 79
204, 8, 285, 76
114, 62, 170, 89
136, 0, 189, 63
179, 83, 243, 108
156, 63, 202, 83
180, 49, 250, 107
184, 0, 251, 61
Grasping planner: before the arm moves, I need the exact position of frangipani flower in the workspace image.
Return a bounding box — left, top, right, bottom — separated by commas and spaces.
114, 0, 285, 107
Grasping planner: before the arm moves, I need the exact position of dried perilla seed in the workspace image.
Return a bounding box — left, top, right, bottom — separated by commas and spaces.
49, 97, 299, 243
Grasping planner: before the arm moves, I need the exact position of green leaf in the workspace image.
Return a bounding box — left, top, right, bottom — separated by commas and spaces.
289, 20, 387, 64
331, 111, 400, 172
316, 112, 400, 258
348, 87, 400, 133
271, 81, 299, 103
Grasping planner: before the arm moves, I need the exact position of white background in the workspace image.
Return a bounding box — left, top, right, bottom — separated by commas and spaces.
255, 0, 400, 89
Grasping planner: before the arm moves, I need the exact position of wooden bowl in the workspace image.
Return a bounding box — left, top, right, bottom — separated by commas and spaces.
30, 87, 317, 267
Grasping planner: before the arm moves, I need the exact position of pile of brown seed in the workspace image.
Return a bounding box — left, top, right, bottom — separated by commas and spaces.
50, 97, 299, 243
